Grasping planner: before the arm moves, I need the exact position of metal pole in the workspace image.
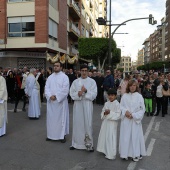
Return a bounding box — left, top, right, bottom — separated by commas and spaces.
108, 0, 112, 69
111, 17, 151, 38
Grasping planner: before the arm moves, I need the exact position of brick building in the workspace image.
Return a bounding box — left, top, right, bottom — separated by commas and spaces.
0, 0, 107, 69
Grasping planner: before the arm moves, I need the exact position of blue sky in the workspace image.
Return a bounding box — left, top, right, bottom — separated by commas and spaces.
109, 0, 166, 61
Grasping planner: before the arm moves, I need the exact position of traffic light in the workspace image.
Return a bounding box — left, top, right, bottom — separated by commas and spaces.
149, 14, 153, 25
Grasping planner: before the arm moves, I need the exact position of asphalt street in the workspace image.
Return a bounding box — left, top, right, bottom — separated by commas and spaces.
0, 102, 170, 170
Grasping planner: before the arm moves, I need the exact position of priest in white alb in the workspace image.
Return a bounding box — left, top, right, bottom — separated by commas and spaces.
119, 79, 146, 162
69, 65, 97, 152
0, 73, 8, 137
25, 68, 41, 119
45, 61, 69, 143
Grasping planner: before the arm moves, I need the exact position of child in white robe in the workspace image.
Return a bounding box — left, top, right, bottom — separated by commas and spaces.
97, 88, 121, 160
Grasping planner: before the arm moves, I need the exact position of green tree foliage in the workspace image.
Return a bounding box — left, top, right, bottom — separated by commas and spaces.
112, 48, 121, 64
137, 61, 170, 71
78, 38, 120, 70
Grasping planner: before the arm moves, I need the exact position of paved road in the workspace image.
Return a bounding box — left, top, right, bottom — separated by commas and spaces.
0, 102, 170, 170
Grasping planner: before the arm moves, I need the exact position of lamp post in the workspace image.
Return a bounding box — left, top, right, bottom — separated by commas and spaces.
96, 13, 157, 71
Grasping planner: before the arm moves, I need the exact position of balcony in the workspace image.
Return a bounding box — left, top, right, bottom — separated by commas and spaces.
69, 22, 80, 40
69, 0, 80, 20
70, 46, 78, 55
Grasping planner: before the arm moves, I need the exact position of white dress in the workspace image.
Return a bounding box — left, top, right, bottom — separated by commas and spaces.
0, 76, 8, 136
45, 72, 69, 140
25, 74, 41, 118
70, 77, 97, 149
97, 100, 121, 159
119, 92, 146, 158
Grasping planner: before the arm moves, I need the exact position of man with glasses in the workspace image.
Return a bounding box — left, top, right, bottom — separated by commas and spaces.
45, 61, 69, 143
69, 65, 97, 152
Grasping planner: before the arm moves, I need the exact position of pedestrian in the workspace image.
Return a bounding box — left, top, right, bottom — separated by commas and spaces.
25, 68, 41, 119
97, 88, 121, 160
21, 67, 28, 111
142, 81, 154, 116
69, 64, 97, 152
119, 79, 146, 162
96, 72, 104, 105
0, 73, 8, 137
103, 69, 114, 101
45, 61, 69, 143
6, 70, 15, 103
37, 69, 46, 102
154, 75, 168, 117
67, 68, 76, 103
14, 70, 27, 112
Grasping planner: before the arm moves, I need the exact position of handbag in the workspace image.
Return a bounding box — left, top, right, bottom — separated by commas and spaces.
162, 88, 170, 96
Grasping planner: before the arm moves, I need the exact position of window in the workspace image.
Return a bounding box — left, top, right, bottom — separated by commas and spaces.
49, 18, 58, 41
49, 0, 58, 10
8, 16, 35, 37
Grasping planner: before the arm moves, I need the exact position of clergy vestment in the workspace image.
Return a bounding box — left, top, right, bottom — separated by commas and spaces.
119, 92, 146, 159
97, 100, 121, 160
45, 72, 69, 140
25, 73, 41, 118
70, 77, 97, 150
0, 75, 8, 136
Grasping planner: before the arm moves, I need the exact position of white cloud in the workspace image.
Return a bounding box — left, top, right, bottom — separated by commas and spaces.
109, 0, 166, 61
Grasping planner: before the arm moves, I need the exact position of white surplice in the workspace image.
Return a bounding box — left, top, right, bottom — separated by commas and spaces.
70, 77, 97, 150
25, 73, 41, 118
119, 92, 146, 159
97, 100, 121, 159
45, 72, 69, 140
0, 76, 8, 136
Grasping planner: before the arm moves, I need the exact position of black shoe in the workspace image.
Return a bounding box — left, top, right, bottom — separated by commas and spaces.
162, 115, 165, 117
70, 146, 76, 150
46, 138, 52, 141
150, 113, 153, 116
146, 112, 149, 117
154, 113, 159, 116
29, 117, 39, 120
22, 108, 26, 111
14, 108, 17, 112
89, 147, 94, 152
60, 136, 66, 143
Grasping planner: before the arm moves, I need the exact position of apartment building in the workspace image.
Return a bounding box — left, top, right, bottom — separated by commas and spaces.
117, 56, 131, 73
142, 38, 150, 64
0, 0, 107, 69
165, 0, 170, 60
137, 48, 144, 66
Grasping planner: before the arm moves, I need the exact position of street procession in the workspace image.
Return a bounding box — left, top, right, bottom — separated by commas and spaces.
0, 0, 170, 170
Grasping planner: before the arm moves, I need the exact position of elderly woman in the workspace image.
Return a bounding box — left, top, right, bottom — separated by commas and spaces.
119, 79, 146, 162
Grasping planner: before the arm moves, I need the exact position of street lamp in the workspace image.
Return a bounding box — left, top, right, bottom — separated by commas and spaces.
96, 11, 157, 70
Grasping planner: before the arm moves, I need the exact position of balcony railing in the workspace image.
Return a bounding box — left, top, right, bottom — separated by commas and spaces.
70, 0, 80, 15
70, 22, 80, 36
71, 46, 78, 54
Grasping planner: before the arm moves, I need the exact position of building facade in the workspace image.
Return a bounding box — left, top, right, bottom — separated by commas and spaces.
137, 48, 144, 66
0, 0, 107, 69
165, 0, 170, 60
142, 38, 150, 64
117, 56, 131, 73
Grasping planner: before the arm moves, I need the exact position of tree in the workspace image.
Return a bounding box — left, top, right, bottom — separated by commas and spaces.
78, 38, 119, 71
137, 61, 170, 71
